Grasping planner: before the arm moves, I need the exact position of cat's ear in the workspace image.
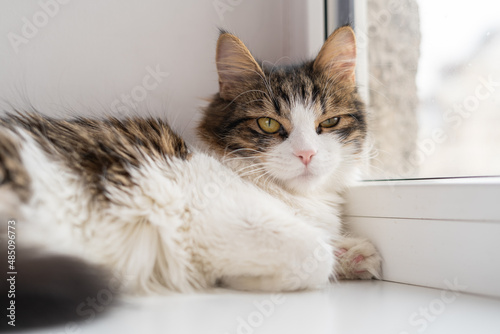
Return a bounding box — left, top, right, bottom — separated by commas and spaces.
216, 32, 264, 101
313, 26, 357, 84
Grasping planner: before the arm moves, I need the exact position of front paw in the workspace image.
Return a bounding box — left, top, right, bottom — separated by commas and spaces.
333, 237, 382, 280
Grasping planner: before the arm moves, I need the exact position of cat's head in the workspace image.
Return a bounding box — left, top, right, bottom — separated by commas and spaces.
198, 26, 367, 193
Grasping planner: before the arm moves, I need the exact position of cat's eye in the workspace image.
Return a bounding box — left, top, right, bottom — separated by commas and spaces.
257, 117, 281, 134
319, 117, 340, 128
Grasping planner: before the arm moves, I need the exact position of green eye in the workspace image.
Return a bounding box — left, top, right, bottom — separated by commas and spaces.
319, 117, 340, 128
257, 117, 281, 134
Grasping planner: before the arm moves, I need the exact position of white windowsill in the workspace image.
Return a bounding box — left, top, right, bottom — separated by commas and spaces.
18, 281, 500, 334
343, 176, 500, 297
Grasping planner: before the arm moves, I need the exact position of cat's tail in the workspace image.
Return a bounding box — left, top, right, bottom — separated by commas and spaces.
1, 251, 114, 331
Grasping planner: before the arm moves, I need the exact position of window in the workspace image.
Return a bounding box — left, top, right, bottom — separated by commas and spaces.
329, 0, 500, 179
329, 0, 500, 297
416, 0, 500, 178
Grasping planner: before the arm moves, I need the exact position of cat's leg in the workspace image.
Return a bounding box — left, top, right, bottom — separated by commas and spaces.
216, 221, 335, 292
333, 237, 382, 280
197, 195, 335, 292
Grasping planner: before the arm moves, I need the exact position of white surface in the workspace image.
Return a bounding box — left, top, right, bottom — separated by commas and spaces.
16, 281, 500, 334
348, 217, 500, 297
344, 177, 500, 221
344, 177, 500, 297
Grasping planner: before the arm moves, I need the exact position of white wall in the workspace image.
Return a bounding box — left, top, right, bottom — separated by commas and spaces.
0, 0, 324, 143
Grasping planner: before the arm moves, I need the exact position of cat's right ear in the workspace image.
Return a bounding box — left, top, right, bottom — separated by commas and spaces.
216, 32, 264, 101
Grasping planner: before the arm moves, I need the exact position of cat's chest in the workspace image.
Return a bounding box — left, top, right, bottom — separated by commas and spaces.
270, 188, 343, 237
300, 196, 341, 233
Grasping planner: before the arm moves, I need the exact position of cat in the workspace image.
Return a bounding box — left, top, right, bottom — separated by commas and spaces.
0, 26, 381, 329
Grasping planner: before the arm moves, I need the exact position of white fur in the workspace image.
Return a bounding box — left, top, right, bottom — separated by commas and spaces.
7, 104, 380, 294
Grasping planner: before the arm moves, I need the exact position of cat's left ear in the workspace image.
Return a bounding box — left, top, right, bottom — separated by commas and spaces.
313, 26, 357, 84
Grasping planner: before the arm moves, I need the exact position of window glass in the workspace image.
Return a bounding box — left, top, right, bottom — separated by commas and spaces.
366, 0, 500, 179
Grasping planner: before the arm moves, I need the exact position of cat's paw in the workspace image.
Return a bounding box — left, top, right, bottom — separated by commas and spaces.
333, 237, 382, 280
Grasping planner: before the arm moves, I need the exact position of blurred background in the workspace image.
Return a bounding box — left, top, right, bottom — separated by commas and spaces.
0, 0, 498, 179
415, 0, 500, 178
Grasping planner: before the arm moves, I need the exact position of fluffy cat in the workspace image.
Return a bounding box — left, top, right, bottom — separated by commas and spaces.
0, 26, 381, 329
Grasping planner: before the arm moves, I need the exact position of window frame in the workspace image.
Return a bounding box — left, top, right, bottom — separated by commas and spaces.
326, 0, 370, 102
343, 177, 500, 297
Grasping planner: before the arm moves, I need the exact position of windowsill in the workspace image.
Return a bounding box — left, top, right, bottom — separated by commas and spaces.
345, 176, 500, 221
19, 281, 500, 334
343, 176, 500, 297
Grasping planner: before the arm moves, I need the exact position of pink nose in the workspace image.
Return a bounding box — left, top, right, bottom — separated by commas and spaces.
294, 150, 316, 166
